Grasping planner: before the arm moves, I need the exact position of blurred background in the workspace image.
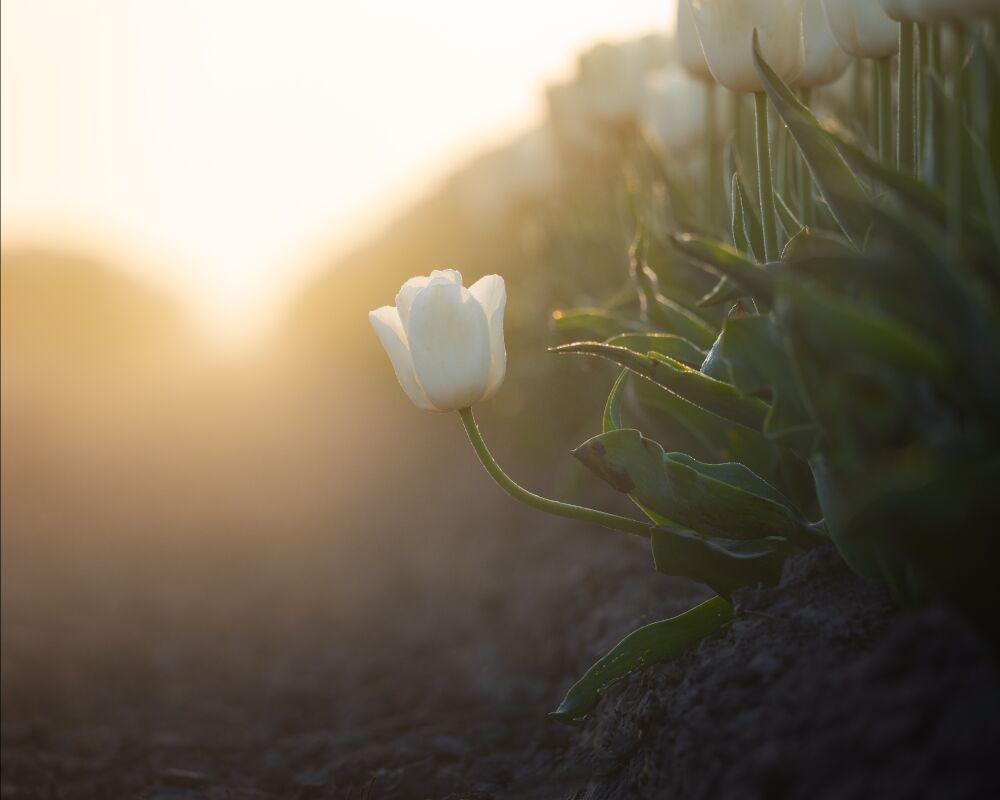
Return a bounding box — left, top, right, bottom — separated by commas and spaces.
2, 2, 695, 796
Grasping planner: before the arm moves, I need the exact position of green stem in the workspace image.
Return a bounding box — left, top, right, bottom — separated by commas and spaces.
705, 80, 720, 224
876, 57, 894, 165
898, 22, 916, 173
947, 25, 964, 260
458, 407, 651, 539
731, 91, 744, 166
754, 92, 779, 261
929, 25, 942, 77
798, 87, 813, 225
917, 23, 928, 172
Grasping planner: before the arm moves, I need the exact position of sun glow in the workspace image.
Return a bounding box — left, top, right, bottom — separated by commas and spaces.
1, 0, 674, 348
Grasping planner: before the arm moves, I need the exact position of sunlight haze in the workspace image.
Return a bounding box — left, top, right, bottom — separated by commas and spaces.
2, 0, 673, 345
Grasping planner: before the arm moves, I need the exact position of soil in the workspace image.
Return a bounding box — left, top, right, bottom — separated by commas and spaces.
4, 490, 1000, 800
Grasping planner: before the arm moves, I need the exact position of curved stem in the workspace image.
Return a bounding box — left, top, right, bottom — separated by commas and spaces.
898, 22, 916, 173
754, 92, 778, 262
458, 407, 651, 538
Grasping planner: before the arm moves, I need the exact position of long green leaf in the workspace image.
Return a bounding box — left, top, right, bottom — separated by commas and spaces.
671, 233, 774, 304
651, 526, 799, 598
550, 596, 734, 725
553, 341, 769, 430
551, 308, 642, 339
572, 428, 820, 546
606, 332, 706, 367
716, 314, 818, 455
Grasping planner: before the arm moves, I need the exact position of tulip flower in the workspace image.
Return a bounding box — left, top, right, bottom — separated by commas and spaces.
369, 270, 506, 412
688, 0, 806, 93
677, 0, 713, 82
821, 0, 899, 59
822, 0, 900, 163
798, 0, 851, 88
640, 69, 707, 157
372, 270, 652, 539
576, 40, 651, 124
689, 1, 806, 257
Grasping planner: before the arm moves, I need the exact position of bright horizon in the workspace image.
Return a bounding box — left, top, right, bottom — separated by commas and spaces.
2, 0, 675, 347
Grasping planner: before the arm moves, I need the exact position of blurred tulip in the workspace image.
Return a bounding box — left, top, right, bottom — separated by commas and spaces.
640, 69, 707, 156
677, 0, 714, 82
689, 0, 806, 93
798, 0, 852, 87
821, 0, 899, 59
880, 0, 999, 22
370, 271, 506, 411
576, 40, 650, 123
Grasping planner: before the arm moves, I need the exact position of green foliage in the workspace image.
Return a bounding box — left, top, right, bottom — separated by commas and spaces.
544, 24, 1000, 722
550, 595, 734, 725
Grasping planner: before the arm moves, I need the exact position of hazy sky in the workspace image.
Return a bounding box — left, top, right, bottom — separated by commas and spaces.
2, 0, 673, 344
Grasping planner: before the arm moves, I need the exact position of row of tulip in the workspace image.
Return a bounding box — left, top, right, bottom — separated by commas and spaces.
371, 2, 1000, 723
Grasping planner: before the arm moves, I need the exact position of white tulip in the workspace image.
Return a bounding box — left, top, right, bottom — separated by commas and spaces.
798, 0, 852, 87
880, 0, 999, 22
576, 36, 670, 124
640, 69, 707, 156
370, 270, 506, 412
821, 0, 899, 59
677, 0, 713, 82
689, 0, 806, 93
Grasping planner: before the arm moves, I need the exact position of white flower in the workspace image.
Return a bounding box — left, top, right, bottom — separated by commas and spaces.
689, 0, 806, 93
677, 0, 713, 82
576, 36, 671, 124
821, 0, 899, 59
880, 0, 999, 22
640, 69, 707, 156
369, 270, 506, 412
798, 0, 851, 87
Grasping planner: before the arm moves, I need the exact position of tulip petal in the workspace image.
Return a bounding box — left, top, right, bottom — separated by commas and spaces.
406, 282, 490, 411
469, 274, 507, 399
395, 269, 463, 329
368, 306, 434, 410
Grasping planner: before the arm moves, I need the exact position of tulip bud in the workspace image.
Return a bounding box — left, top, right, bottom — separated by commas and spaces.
798, 0, 852, 87
677, 0, 713, 82
821, 0, 899, 59
689, 0, 806, 93
370, 270, 506, 411
639, 69, 707, 156
880, 0, 999, 23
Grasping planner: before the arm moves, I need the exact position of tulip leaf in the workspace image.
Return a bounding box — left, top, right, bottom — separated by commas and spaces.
552, 342, 769, 430
734, 170, 765, 262
775, 278, 953, 382
627, 376, 783, 485
775, 192, 804, 240
632, 263, 719, 349
715, 314, 818, 455
752, 31, 871, 248
603, 369, 628, 433
651, 526, 799, 599
699, 275, 745, 308
605, 332, 706, 367
671, 233, 774, 305
551, 308, 642, 340
572, 428, 820, 547
550, 595, 734, 726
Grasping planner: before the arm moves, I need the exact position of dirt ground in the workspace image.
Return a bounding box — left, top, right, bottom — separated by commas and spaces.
4, 482, 1000, 800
